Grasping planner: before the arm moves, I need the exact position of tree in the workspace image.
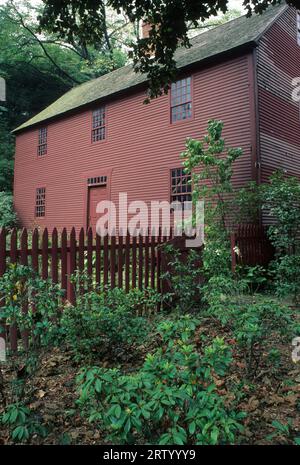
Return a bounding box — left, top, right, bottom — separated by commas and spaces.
0, 0, 129, 190
38, 0, 295, 100
0, 107, 14, 192
180, 120, 243, 277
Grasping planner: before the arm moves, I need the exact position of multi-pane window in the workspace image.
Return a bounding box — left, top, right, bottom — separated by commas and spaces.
171, 77, 192, 123
87, 176, 107, 186
297, 11, 300, 46
92, 107, 106, 142
170, 168, 192, 204
35, 187, 46, 217
38, 127, 47, 156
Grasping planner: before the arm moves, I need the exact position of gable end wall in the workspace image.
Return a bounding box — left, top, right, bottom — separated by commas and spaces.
257, 6, 300, 187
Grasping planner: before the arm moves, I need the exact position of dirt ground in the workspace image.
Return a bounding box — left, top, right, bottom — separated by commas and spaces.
0, 321, 299, 445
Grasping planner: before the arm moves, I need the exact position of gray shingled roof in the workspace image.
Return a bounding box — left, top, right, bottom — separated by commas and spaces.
14, 4, 286, 133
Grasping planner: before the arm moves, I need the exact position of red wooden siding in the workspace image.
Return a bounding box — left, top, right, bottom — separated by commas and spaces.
257, 7, 300, 188
14, 54, 255, 231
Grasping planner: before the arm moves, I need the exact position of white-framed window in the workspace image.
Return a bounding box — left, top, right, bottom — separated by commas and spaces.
38, 127, 47, 156
35, 187, 46, 217
170, 168, 192, 204
92, 107, 106, 142
170, 77, 192, 123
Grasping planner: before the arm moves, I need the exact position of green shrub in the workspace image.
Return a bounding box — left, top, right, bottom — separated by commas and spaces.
0, 263, 64, 348
60, 285, 161, 362
271, 255, 300, 304
235, 265, 269, 295
261, 171, 300, 254
205, 280, 300, 378
161, 245, 203, 312
0, 191, 17, 228
1, 403, 47, 443
76, 315, 245, 445
261, 171, 300, 303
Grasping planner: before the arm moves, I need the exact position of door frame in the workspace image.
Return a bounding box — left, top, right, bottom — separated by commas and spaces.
82, 168, 113, 231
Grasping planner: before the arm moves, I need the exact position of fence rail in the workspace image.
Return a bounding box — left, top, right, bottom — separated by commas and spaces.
231, 224, 274, 271
0, 227, 174, 304
0, 224, 275, 351
0, 227, 174, 351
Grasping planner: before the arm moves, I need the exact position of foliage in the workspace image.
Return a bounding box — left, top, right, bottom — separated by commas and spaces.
0, 110, 14, 192
0, 0, 128, 192
261, 171, 300, 302
77, 315, 245, 445
270, 255, 300, 304
236, 265, 268, 294
233, 181, 261, 225
38, 0, 293, 100
181, 120, 242, 278
0, 191, 18, 228
60, 279, 161, 361
261, 171, 300, 253
0, 263, 64, 436
266, 419, 294, 444
202, 226, 232, 279
0, 263, 64, 347
1, 403, 47, 443
161, 245, 203, 312
181, 120, 242, 225
204, 278, 300, 378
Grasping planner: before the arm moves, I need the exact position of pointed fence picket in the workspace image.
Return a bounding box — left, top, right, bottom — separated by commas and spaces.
0, 224, 274, 352
0, 227, 170, 352
230, 224, 274, 272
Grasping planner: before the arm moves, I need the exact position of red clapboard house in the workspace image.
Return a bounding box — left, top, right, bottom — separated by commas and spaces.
13, 4, 300, 232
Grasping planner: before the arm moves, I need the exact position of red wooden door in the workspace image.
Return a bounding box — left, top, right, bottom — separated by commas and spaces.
88, 185, 108, 231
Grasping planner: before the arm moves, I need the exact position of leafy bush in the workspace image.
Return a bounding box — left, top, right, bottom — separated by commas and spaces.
180, 120, 243, 279
261, 171, 300, 253
60, 284, 161, 362
271, 255, 300, 304
1, 403, 47, 443
236, 265, 268, 295
205, 280, 300, 378
77, 316, 245, 445
161, 245, 204, 312
202, 226, 232, 278
0, 191, 17, 228
261, 171, 300, 302
0, 264, 64, 348
233, 181, 261, 225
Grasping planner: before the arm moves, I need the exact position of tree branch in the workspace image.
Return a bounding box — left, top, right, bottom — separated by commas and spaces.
8, 0, 80, 85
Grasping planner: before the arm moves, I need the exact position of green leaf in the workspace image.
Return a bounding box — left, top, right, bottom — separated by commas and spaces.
173, 433, 185, 445
115, 405, 122, 419
189, 421, 196, 435
124, 418, 131, 434
95, 379, 102, 393
210, 426, 219, 444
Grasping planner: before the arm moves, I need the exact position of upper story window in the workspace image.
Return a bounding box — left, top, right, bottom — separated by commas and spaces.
38, 127, 47, 156
35, 187, 46, 217
92, 107, 106, 142
170, 168, 192, 205
170, 77, 192, 123
297, 11, 300, 46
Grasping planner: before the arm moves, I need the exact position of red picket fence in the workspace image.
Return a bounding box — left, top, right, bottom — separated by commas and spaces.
0, 227, 174, 351
0, 227, 173, 302
0, 224, 275, 350
230, 224, 275, 271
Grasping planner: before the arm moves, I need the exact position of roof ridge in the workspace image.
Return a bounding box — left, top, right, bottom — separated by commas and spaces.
14, 4, 287, 133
